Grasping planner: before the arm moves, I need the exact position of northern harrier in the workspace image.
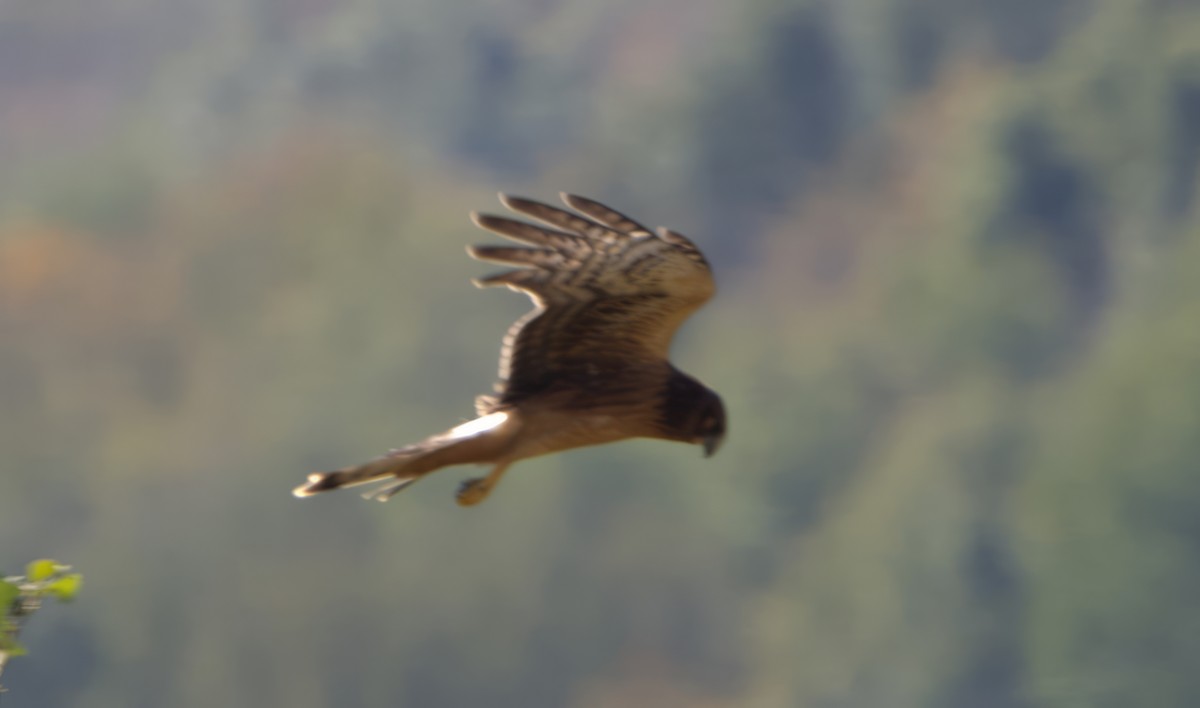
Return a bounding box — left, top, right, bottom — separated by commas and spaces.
294, 193, 726, 506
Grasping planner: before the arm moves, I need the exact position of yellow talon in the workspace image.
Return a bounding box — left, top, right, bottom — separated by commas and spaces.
456, 478, 491, 506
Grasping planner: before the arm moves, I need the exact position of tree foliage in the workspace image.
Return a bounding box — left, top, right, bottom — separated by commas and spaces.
1, 0, 1199, 706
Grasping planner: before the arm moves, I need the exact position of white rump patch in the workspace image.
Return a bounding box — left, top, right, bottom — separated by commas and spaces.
445, 411, 510, 441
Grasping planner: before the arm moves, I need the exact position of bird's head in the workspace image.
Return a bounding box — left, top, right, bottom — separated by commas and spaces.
660, 370, 727, 457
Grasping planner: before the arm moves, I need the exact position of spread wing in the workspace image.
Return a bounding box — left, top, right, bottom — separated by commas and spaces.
467, 193, 715, 409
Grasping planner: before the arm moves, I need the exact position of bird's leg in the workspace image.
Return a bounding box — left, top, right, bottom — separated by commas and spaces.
456, 463, 511, 506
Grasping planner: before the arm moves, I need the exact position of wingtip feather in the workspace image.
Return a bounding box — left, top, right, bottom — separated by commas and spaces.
499, 194, 548, 215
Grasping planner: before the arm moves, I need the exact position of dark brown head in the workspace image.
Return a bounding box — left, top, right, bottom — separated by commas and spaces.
658, 370, 727, 457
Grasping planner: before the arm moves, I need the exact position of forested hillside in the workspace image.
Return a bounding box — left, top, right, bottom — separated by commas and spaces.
2, 0, 1199, 706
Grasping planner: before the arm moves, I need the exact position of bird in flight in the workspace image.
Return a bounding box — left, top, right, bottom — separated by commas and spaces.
293, 193, 726, 506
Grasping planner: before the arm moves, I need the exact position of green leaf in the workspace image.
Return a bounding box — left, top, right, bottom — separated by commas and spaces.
46, 574, 82, 602
0, 580, 18, 610
26, 559, 57, 582
0, 636, 28, 657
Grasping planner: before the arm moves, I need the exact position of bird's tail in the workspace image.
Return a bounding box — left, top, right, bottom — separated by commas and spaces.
292, 411, 515, 503
293, 444, 432, 502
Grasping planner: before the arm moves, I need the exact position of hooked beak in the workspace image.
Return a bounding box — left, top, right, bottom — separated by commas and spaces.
703, 433, 724, 458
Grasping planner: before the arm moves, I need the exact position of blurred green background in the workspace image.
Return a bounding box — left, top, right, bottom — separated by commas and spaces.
2, 0, 1200, 706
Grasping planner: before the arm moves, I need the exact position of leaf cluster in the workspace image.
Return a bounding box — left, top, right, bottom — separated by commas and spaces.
0, 560, 82, 685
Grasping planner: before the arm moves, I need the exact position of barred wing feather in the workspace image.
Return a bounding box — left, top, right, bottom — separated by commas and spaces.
468, 193, 715, 406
